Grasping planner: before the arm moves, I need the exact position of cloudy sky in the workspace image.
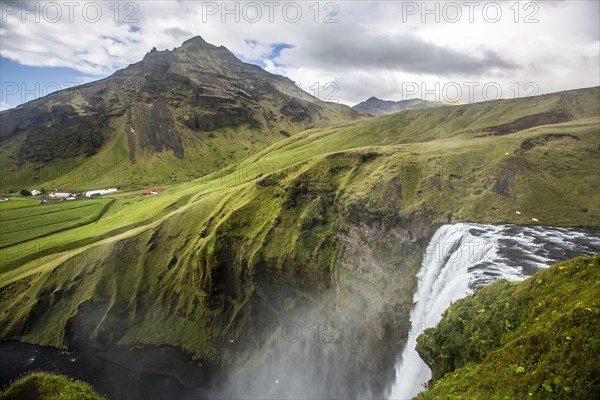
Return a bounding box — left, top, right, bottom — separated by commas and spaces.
1, 0, 599, 109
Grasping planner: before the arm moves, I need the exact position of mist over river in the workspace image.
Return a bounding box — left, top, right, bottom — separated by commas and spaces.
1, 224, 599, 400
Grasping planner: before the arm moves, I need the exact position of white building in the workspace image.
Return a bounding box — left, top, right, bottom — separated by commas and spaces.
31, 189, 41, 196
50, 191, 72, 198
85, 188, 118, 198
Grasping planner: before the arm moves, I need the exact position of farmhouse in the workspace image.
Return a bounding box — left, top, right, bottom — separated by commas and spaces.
50, 190, 72, 198
39, 196, 62, 204
0, 197, 8, 202
142, 188, 164, 196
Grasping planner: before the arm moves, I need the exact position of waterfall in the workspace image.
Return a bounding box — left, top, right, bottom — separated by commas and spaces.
389, 223, 600, 399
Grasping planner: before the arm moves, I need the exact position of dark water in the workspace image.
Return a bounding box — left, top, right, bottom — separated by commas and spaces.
0, 341, 214, 399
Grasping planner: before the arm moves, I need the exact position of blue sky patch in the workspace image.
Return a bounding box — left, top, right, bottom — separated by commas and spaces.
239, 41, 294, 68
1, 57, 104, 109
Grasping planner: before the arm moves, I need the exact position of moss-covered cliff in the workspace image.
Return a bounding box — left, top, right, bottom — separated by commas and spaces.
416, 253, 600, 399
0, 372, 105, 400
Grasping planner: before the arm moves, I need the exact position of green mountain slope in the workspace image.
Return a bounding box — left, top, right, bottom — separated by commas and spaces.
0, 87, 598, 395
415, 253, 600, 400
0, 36, 358, 191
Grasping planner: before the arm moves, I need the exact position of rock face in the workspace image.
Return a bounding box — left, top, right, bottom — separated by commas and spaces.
16, 110, 108, 163
0, 36, 358, 189
0, 106, 51, 141
332, 212, 436, 395
353, 97, 449, 116
132, 101, 184, 159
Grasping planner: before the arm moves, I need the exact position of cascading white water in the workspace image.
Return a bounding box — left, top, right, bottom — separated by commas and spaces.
389, 223, 600, 400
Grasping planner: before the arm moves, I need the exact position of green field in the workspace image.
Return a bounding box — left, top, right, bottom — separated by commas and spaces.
0, 188, 199, 277
0, 197, 40, 209
0, 199, 113, 249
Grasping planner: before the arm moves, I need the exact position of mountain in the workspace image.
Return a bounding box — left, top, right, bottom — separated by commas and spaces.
352, 96, 451, 116
0, 86, 598, 398
416, 253, 600, 400
0, 36, 358, 191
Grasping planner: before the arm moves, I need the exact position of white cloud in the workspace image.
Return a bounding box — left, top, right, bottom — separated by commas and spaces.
0, 1, 598, 105
0, 101, 11, 111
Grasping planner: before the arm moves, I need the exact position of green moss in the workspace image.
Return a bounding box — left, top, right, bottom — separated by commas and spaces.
0, 372, 106, 400
416, 254, 600, 400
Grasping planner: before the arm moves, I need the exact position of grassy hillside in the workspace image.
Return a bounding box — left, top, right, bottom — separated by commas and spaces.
241, 86, 600, 226
0, 87, 598, 395
0, 372, 105, 400
415, 253, 600, 400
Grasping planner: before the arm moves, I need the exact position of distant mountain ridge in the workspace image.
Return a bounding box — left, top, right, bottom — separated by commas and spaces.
352, 97, 452, 116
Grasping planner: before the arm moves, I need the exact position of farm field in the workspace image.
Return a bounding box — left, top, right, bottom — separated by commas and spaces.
0, 184, 205, 275
0, 198, 39, 209
0, 199, 114, 249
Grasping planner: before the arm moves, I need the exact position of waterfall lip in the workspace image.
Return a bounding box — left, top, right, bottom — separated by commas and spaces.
389, 222, 600, 400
